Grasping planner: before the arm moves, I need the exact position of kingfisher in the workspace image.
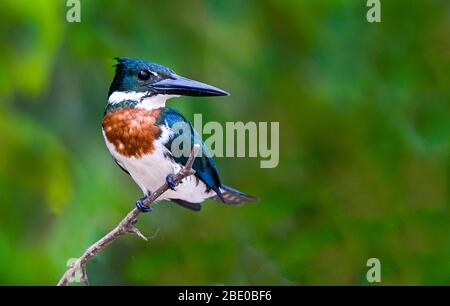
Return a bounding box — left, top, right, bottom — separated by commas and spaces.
102, 57, 256, 212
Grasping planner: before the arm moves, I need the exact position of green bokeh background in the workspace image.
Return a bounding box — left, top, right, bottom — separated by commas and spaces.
0, 0, 448, 285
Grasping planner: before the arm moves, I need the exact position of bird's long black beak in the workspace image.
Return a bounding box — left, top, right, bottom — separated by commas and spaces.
151, 74, 229, 97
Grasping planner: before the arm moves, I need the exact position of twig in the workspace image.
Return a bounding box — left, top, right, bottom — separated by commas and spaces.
56, 144, 200, 286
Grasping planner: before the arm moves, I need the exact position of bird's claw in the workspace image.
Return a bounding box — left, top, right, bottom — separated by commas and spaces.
135, 197, 152, 213
166, 173, 179, 190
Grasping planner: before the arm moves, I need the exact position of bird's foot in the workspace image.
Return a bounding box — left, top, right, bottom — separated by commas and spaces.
135, 194, 152, 213
166, 173, 179, 191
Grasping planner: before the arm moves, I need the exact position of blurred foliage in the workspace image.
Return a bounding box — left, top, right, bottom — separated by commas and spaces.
0, 0, 449, 285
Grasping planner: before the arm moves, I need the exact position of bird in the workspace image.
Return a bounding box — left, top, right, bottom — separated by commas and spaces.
102, 57, 257, 212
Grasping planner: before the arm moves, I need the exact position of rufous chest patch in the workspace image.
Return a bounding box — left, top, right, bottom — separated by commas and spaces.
102, 108, 161, 158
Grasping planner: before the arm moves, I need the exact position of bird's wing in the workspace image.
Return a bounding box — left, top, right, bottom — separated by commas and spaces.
158, 108, 223, 199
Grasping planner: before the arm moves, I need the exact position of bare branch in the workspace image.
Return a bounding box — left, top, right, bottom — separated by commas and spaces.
56, 144, 200, 286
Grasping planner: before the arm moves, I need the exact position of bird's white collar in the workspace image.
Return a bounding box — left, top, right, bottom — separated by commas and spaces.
108, 91, 179, 110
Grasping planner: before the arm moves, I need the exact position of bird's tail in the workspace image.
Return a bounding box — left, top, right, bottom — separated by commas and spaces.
212, 185, 258, 205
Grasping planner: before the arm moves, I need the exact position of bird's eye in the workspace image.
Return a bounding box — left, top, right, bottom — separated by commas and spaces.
137, 70, 151, 81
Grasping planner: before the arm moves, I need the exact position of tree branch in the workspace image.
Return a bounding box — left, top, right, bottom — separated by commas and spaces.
56, 144, 200, 286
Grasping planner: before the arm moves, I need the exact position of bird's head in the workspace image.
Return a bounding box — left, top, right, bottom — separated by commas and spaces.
107, 58, 229, 108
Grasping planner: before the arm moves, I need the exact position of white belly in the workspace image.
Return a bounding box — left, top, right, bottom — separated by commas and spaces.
102, 129, 214, 203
